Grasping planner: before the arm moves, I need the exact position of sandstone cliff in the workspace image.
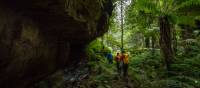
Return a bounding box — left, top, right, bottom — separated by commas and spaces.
0, 0, 113, 88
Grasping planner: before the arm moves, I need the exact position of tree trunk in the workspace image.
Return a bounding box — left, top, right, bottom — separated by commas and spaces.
185, 25, 194, 54
180, 24, 194, 54
151, 35, 155, 49
171, 24, 177, 55
181, 25, 193, 40
120, 0, 124, 51
159, 16, 174, 71
151, 35, 155, 54
145, 37, 150, 48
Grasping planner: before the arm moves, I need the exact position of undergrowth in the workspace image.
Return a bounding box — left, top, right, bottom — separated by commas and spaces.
81, 40, 200, 88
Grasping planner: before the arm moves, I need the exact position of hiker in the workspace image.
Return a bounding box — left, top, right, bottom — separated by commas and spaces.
121, 51, 129, 77
115, 52, 122, 74
106, 52, 113, 64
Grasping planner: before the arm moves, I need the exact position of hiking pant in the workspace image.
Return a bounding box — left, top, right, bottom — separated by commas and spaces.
116, 62, 120, 73
123, 63, 128, 77
108, 58, 113, 64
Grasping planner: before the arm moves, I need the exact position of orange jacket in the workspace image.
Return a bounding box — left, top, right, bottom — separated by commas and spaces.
122, 53, 129, 64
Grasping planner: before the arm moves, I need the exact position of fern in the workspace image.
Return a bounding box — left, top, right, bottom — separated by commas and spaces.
175, 0, 200, 16
175, 0, 200, 11
170, 76, 200, 88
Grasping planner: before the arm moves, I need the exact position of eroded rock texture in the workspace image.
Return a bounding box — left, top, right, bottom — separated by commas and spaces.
0, 0, 113, 88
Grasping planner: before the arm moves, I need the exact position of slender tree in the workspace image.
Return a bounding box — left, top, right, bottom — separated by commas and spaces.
121, 0, 124, 51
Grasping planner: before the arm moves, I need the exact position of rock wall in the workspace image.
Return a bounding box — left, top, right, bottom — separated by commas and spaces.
0, 6, 70, 88
0, 0, 113, 88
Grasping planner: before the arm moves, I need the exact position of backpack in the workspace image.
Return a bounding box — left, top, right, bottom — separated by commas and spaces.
115, 55, 121, 62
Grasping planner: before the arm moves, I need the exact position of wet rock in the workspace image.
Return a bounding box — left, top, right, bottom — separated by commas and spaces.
64, 59, 90, 88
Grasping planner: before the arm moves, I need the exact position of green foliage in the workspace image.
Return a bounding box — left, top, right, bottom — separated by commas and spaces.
176, 0, 200, 16
82, 40, 118, 88
128, 50, 200, 88
81, 0, 200, 88
142, 79, 195, 88
86, 39, 111, 61
83, 38, 200, 88
129, 51, 166, 87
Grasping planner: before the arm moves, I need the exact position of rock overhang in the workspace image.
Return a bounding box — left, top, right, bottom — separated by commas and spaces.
1, 0, 113, 43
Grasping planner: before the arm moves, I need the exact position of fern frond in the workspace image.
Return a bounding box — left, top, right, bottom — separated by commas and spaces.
134, 0, 160, 15
175, 0, 200, 16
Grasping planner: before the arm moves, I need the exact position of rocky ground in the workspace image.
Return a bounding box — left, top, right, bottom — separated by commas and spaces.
64, 58, 136, 88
